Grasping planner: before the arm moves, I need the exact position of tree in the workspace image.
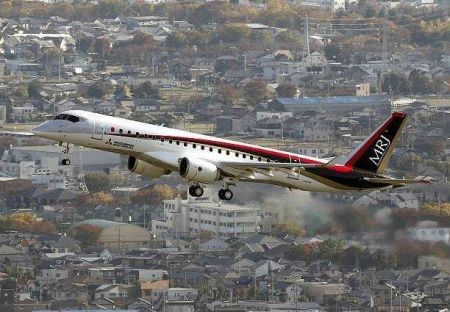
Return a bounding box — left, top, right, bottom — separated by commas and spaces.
14, 85, 28, 99
216, 83, 240, 106
134, 81, 159, 99
317, 239, 344, 263
86, 81, 113, 98
131, 184, 177, 206
83, 191, 115, 207
0, 136, 16, 155
28, 79, 43, 98
389, 208, 423, 231
273, 221, 306, 237
69, 224, 101, 248
276, 84, 298, 97
381, 73, 411, 95
332, 206, 373, 233
84, 171, 113, 193
114, 83, 132, 99
218, 24, 251, 43
409, 70, 432, 95
242, 80, 269, 106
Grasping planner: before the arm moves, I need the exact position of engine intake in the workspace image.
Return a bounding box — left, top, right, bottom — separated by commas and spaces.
179, 157, 220, 183
128, 156, 169, 178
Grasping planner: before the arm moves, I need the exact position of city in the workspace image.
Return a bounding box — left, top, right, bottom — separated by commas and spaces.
0, 0, 448, 311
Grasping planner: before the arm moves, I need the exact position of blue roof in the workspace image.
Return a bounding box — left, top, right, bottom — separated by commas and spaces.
277, 95, 390, 106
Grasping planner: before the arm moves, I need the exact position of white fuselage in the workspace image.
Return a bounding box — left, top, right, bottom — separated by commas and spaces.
32, 110, 337, 192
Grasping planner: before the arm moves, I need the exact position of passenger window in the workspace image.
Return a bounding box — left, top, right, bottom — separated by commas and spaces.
127, 131, 131, 135
136, 132, 139, 137
193, 144, 196, 148
201, 146, 205, 150
111, 127, 115, 132
250, 156, 253, 160
226, 151, 230, 155
161, 138, 164, 142
258, 157, 262, 161
209, 147, 213, 152
184, 142, 187, 147
169, 139, 172, 144
119, 129, 123, 134
176, 141, 180, 145
243, 154, 246, 159
218, 149, 222, 154
235, 152, 239, 157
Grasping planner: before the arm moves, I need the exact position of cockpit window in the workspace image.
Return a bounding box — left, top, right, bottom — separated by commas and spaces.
53, 114, 80, 123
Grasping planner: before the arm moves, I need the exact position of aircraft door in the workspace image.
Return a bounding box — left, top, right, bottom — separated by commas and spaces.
91, 121, 105, 140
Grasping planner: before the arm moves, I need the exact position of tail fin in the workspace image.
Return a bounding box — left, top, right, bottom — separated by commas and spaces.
345, 112, 407, 173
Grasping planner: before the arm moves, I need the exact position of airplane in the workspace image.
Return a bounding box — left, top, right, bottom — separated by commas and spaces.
32, 110, 431, 200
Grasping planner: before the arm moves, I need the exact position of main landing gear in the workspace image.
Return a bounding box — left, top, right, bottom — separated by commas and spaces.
218, 179, 235, 201
189, 184, 204, 198
60, 142, 71, 166
218, 188, 233, 201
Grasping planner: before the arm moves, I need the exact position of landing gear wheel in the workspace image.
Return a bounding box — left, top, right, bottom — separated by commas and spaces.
61, 158, 71, 166
218, 189, 233, 201
189, 185, 204, 197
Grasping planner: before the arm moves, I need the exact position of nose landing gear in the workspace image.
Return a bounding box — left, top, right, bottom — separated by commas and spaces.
60, 142, 71, 166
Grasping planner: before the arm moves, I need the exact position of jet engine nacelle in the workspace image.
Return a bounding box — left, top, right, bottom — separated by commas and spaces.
128, 156, 169, 178
179, 157, 220, 183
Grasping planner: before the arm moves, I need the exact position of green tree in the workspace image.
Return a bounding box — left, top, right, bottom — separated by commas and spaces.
28, 79, 43, 98
86, 81, 113, 98
276, 84, 297, 97
218, 24, 251, 43
381, 73, 411, 95
14, 85, 28, 99
97, 0, 129, 18
134, 81, 159, 99
409, 70, 432, 94
317, 239, 344, 263
84, 171, 113, 193
243, 80, 269, 106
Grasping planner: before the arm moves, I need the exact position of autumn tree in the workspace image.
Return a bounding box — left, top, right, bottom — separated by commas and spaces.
82, 191, 115, 207
218, 24, 251, 43
242, 80, 269, 106
84, 171, 113, 193
69, 224, 102, 248
273, 221, 306, 237
216, 83, 240, 106
332, 206, 373, 233
131, 184, 178, 206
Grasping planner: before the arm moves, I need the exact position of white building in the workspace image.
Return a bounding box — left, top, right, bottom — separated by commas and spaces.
152, 189, 261, 239
408, 227, 450, 244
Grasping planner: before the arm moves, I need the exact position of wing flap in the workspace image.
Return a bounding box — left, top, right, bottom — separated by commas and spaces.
363, 176, 433, 185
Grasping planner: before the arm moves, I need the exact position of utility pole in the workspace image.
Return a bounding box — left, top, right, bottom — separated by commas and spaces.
383, 23, 388, 65
303, 16, 311, 65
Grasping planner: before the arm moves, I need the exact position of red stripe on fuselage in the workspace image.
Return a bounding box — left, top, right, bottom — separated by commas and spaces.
112, 133, 322, 165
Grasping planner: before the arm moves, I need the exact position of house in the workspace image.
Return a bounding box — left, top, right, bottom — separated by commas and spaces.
94, 283, 135, 300
198, 238, 229, 252
140, 279, 169, 303
215, 114, 255, 135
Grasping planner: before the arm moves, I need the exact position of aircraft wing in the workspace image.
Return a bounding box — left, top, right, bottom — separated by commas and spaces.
217, 161, 328, 178
363, 176, 433, 185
